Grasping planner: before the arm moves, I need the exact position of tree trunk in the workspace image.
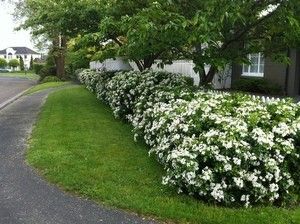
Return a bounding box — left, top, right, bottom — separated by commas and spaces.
143, 56, 155, 70
53, 35, 67, 79
58, 35, 67, 79
56, 52, 65, 79
134, 58, 154, 71
134, 60, 144, 72
200, 66, 217, 86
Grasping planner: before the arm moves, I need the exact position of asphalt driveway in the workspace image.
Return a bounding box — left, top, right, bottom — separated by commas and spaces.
0, 77, 35, 105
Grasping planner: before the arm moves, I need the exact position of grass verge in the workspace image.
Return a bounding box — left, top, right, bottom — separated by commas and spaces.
26, 81, 71, 94
27, 87, 300, 224
0, 72, 39, 80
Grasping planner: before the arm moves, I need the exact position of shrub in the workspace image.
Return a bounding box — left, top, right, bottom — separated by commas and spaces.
40, 76, 61, 83
33, 63, 45, 75
39, 66, 57, 80
0, 58, 7, 68
77, 69, 102, 92
77, 69, 300, 207
104, 70, 194, 119
232, 77, 283, 95
8, 59, 20, 70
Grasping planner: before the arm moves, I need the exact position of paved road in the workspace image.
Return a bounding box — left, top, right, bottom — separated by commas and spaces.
0, 77, 35, 104
0, 89, 157, 224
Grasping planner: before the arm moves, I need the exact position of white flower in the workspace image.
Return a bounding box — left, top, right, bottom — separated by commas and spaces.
241, 194, 249, 202
210, 184, 224, 202
201, 167, 213, 181
224, 164, 232, 171
233, 177, 244, 188
233, 157, 241, 166
269, 183, 279, 192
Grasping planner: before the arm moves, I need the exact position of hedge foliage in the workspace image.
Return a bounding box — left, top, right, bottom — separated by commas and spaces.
78, 69, 300, 207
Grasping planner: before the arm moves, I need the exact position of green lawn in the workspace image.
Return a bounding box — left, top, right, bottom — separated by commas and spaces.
27, 86, 300, 224
26, 81, 71, 94
0, 72, 39, 80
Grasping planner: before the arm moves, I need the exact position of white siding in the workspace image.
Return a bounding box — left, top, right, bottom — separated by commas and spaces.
90, 59, 231, 89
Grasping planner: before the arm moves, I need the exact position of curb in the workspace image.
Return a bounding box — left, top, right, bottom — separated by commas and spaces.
0, 87, 33, 111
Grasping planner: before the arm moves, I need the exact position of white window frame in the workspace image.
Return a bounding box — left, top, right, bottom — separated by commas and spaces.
242, 53, 264, 77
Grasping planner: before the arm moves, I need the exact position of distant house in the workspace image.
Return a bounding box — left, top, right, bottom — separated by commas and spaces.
0, 47, 41, 70
231, 49, 300, 96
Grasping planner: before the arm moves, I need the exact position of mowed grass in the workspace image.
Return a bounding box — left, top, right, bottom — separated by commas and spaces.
27, 86, 300, 224
0, 72, 39, 80
26, 81, 71, 94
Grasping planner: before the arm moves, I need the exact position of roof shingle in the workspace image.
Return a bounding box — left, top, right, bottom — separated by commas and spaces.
0, 47, 39, 55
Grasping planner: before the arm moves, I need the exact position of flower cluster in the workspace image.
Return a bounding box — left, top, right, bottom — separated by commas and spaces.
78, 69, 300, 207
77, 69, 101, 92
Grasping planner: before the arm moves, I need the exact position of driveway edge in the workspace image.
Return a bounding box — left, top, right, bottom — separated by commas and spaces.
0, 87, 32, 111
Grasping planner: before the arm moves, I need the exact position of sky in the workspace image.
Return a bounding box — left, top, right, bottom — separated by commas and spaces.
0, 1, 35, 50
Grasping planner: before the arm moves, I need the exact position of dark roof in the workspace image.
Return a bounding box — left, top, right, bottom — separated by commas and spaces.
0, 47, 39, 55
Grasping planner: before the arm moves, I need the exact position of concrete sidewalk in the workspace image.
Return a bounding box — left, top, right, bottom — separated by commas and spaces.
0, 89, 156, 224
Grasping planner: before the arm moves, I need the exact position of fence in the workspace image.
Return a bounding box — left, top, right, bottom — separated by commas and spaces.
89, 59, 289, 103
90, 58, 231, 89
209, 90, 285, 103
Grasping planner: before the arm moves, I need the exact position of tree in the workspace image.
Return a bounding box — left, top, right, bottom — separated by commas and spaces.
19, 56, 25, 71
66, 37, 92, 76
0, 58, 7, 68
151, 0, 300, 85
29, 55, 34, 70
15, 0, 300, 86
80, 0, 167, 71
15, 0, 102, 78
9, 59, 20, 71
112, 3, 188, 70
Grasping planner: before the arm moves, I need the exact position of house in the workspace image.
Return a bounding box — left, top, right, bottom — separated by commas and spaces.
90, 50, 300, 96
0, 47, 41, 70
231, 49, 300, 96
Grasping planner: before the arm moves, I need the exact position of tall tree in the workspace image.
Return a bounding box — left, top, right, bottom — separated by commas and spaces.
15, 0, 103, 78
19, 56, 25, 71
29, 55, 34, 70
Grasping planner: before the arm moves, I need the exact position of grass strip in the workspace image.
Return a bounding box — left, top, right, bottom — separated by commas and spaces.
26, 82, 71, 94
27, 87, 300, 224
0, 72, 39, 80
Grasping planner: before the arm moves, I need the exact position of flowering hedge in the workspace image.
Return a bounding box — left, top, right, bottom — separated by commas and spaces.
78, 69, 300, 207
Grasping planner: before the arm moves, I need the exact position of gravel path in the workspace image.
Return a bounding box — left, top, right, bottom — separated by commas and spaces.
0, 88, 157, 224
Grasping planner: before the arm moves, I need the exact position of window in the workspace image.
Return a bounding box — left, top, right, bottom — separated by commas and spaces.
24, 55, 27, 59
7, 53, 12, 60
242, 53, 264, 77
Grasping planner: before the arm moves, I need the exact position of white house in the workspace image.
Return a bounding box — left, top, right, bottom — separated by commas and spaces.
0, 47, 41, 70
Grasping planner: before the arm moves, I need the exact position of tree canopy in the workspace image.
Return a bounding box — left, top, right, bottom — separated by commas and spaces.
16, 0, 300, 84
0, 58, 7, 68
15, 0, 103, 78
9, 59, 20, 69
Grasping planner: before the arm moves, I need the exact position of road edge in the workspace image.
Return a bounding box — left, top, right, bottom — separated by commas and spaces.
0, 87, 33, 111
